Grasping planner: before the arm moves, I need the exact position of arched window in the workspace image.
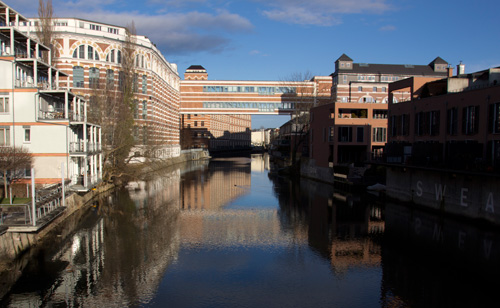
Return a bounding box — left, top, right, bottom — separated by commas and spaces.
106, 49, 122, 64
73, 66, 84, 88
73, 44, 99, 60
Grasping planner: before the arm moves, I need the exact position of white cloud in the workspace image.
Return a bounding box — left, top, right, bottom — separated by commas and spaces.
379, 25, 396, 31
11, 0, 254, 56
257, 0, 392, 26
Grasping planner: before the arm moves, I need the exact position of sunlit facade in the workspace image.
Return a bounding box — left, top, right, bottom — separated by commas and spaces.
180, 65, 332, 151
0, 1, 102, 190
19, 17, 181, 158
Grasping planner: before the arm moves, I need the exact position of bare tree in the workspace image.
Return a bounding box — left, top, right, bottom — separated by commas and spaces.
279, 71, 316, 170
36, 0, 54, 62
87, 22, 137, 183
0, 147, 32, 202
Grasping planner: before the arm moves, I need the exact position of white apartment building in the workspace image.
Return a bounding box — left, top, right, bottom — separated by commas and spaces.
19, 16, 182, 159
0, 1, 102, 192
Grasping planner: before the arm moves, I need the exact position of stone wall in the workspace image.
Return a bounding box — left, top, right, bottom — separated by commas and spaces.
387, 166, 500, 224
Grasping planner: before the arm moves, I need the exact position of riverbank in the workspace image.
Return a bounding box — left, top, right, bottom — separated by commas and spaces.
0, 149, 211, 292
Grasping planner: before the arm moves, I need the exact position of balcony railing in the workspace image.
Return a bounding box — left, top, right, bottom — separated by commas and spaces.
70, 141, 101, 153
39, 108, 65, 120
15, 79, 34, 88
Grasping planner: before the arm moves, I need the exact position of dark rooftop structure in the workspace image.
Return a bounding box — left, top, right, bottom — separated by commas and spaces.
333, 54, 449, 78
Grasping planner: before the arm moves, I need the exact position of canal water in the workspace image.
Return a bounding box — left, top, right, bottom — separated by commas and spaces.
1, 154, 499, 307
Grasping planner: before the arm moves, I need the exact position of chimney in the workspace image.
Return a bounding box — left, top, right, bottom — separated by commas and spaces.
457, 61, 465, 76
447, 65, 453, 78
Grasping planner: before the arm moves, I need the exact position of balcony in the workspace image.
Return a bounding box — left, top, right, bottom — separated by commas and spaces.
70, 141, 101, 153
38, 92, 86, 122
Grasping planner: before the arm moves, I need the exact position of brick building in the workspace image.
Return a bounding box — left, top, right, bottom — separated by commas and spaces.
180, 65, 331, 151
308, 54, 451, 178
19, 18, 181, 158
384, 67, 500, 223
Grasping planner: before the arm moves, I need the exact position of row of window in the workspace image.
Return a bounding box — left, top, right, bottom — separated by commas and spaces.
202, 102, 288, 111
390, 103, 500, 137
334, 126, 386, 143
203, 86, 295, 94
0, 126, 30, 146
358, 86, 387, 93
73, 67, 148, 94
72, 45, 147, 68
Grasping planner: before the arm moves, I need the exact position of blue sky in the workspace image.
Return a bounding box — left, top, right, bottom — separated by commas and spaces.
9, 0, 500, 128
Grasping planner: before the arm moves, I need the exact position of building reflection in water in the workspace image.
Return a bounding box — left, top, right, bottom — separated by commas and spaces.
4, 155, 500, 307
381, 202, 500, 308
4, 162, 191, 307
270, 172, 384, 274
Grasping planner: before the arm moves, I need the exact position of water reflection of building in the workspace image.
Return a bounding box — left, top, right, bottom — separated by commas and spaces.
273, 176, 384, 273
181, 158, 251, 210
7, 178, 183, 306
382, 202, 500, 307
251, 153, 271, 172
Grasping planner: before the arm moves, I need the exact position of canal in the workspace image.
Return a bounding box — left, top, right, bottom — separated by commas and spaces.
1, 154, 499, 307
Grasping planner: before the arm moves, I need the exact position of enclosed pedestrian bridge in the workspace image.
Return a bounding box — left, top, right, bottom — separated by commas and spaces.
180, 65, 333, 116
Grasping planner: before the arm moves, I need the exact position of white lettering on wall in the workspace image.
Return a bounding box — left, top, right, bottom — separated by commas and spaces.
486, 192, 495, 213
460, 188, 468, 207
435, 184, 446, 201
432, 223, 443, 242
416, 181, 423, 197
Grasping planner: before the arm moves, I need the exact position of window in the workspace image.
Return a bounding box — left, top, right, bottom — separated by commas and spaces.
358, 86, 363, 92
338, 126, 352, 142
73, 66, 84, 88
89, 67, 99, 88
142, 75, 147, 94
372, 127, 386, 142
359, 96, 374, 103
106, 69, 114, 88
329, 127, 335, 142
382, 87, 387, 92
24, 126, 30, 142
194, 121, 198, 127
0, 127, 10, 146
88, 45, 94, 60
108, 27, 119, 34
357, 127, 364, 142
106, 49, 121, 63
142, 101, 147, 119
462, 106, 479, 135
78, 45, 84, 59
0, 97, 9, 113
187, 114, 191, 119
119, 71, 125, 91
415, 112, 427, 136
133, 74, 138, 92
89, 24, 102, 31
488, 103, 500, 133
133, 100, 138, 119
201, 121, 204, 127
373, 87, 377, 92
429, 110, 440, 136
